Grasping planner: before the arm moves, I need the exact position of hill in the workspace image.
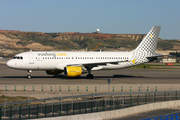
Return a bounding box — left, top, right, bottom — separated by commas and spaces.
0, 30, 180, 57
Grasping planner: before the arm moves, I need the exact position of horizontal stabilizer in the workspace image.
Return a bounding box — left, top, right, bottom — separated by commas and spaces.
146, 53, 164, 62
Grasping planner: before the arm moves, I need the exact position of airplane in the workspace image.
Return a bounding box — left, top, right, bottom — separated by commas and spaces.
6, 26, 163, 79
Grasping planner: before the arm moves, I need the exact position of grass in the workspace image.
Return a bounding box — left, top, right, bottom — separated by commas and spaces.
129, 64, 154, 69
129, 64, 180, 69
0, 95, 38, 108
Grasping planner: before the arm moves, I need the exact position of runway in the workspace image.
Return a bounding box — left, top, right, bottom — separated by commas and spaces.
1, 63, 180, 99
1, 63, 180, 84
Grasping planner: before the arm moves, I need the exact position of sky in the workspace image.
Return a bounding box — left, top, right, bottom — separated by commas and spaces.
0, 0, 180, 39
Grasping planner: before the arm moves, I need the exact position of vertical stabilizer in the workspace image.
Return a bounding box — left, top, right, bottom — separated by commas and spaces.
134, 26, 161, 54
130, 26, 161, 65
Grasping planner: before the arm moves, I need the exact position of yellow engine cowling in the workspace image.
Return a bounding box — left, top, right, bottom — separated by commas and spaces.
64, 66, 82, 77
46, 70, 63, 75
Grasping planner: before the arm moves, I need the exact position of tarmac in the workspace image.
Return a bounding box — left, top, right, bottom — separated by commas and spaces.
1, 60, 180, 119
0, 61, 180, 99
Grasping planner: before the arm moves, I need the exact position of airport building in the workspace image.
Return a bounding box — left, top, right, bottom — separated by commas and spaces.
162, 58, 176, 63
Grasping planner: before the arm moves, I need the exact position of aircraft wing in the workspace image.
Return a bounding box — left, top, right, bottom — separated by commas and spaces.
67, 60, 129, 68
56, 59, 136, 70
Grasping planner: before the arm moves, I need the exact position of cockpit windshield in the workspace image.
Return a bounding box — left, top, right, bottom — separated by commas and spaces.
13, 56, 23, 59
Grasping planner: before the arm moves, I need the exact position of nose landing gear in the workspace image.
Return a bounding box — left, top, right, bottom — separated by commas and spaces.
27, 70, 32, 79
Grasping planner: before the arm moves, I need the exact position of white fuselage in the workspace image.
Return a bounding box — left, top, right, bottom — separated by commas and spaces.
7, 51, 135, 71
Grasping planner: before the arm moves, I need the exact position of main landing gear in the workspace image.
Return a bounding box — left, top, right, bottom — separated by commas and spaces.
27, 70, 32, 79
87, 74, 94, 79
86, 68, 94, 79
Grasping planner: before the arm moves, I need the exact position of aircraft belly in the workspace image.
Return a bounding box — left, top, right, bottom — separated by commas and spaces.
38, 62, 56, 70
101, 65, 123, 70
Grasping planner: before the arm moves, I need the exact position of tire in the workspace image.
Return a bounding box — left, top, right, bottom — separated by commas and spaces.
27, 75, 31, 79
87, 74, 94, 79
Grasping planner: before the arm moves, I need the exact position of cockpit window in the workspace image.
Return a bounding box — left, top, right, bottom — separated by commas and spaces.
13, 56, 23, 60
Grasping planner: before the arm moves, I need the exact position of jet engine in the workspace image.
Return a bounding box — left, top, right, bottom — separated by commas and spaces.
64, 66, 82, 77
46, 70, 63, 75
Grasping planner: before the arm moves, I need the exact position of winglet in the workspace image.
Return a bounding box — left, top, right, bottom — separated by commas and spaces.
131, 59, 136, 64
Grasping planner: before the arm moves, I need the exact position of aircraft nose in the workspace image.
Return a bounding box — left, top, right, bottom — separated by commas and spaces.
6, 60, 14, 68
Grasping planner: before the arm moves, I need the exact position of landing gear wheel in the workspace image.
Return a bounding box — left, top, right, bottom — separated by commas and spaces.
27, 75, 31, 79
87, 74, 94, 79
27, 70, 32, 79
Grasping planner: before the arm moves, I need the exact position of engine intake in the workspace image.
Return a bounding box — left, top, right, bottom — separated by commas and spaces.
64, 66, 82, 77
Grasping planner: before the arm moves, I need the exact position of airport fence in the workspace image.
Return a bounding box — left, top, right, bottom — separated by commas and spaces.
1, 84, 178, 93
0, 90, 180, 119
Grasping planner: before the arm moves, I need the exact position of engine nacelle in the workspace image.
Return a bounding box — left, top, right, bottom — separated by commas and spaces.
46, 70, 63, 75
64, 66, 82, 77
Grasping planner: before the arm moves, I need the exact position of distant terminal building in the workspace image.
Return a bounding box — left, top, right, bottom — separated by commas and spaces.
162, 58, 176, 63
